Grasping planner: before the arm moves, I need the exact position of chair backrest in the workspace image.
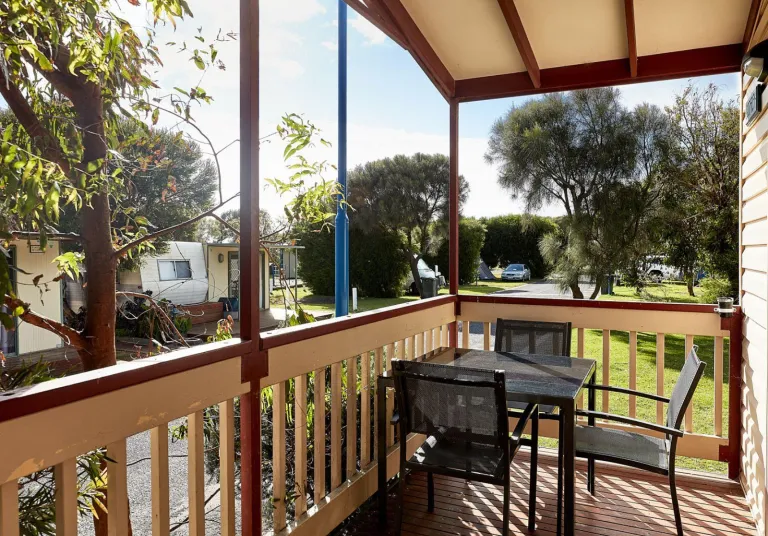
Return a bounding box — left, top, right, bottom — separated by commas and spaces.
494, 318, 572, 356
666, 348, 707, 431
392, 360, 508, 448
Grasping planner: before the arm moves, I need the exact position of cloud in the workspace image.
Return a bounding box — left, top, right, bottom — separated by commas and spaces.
261, 0, 326, 24
321, 40, 338, 51
349, 14, 387, 46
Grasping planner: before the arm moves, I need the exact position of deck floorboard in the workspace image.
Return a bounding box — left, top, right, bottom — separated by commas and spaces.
337, 451, 753, 536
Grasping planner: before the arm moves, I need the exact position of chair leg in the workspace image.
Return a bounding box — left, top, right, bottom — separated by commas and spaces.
427, 472, 434, 513
503, 476, 511, 536
557, 418, 563, 536
588, 457, 595, 496
528, 412, 539, 532
670, 472, 683, 536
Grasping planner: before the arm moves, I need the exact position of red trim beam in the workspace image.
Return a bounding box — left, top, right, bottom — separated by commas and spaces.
454, 44, 743, 102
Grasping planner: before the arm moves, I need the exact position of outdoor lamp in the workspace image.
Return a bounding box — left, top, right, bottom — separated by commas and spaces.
218, 253, 224, 263
745, 56, 767, 81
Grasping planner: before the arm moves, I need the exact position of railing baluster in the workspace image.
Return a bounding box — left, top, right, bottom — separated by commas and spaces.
416, 332, 424, 357
346, 356, 358, 477
483, 322, 491, 351
107, 439, 129, 536
272, 382, 287, 531
442, 324, 450, 347
629, 331, 638, 419
219, 400, 236, 536
331, 363, 342, 489
685, 335, 694, 433
426, 328, 434, 352
602, 330, 610, 412
715, 336, 724, 436
656, 333, 665, 424
373, 347, 383, 456
684, 334, 694, 432
295, 373, 308, 516
462, 321, 469, 348
150, 424, 170, 536
313, 367, 326, 505
408, 335, 416, 359
361, 352, 371, 467
188, 411, 205, 536
55, 458, 78, 536
387, 343, 397, 447
0, 479, 19, 536
576, 328, 585, 408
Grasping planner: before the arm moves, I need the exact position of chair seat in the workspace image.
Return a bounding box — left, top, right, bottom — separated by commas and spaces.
508, 400, 557, 417
575, 425, 669, 471
409, 434, 506, 479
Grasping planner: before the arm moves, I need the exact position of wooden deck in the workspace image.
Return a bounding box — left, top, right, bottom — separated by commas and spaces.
339, 451, 754, 536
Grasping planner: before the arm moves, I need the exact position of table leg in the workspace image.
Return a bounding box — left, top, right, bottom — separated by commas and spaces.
588, 370, 596, 495
562, 400, 576, 536
377, 377, 388, 525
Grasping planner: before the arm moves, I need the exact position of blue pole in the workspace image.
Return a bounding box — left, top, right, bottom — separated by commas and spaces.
334, 0, 349, 317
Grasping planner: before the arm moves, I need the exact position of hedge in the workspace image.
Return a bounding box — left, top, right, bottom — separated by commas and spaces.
297, 226, 409, 298
427, 218, 486, 285
479, 214, 557, 278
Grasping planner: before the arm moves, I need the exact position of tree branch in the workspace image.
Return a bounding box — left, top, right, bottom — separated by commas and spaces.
3, 295, 89, 350
0, 68, 71, 175
210, 213, 240, 239
116, 292, 189, 348
113, 193, 240, 259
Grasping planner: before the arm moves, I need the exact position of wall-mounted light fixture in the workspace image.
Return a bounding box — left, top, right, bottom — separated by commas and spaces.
744, 40, 768, 124
218, 253, 224, 263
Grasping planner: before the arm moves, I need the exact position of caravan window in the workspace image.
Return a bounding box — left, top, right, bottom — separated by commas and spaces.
158, 260, 192, 281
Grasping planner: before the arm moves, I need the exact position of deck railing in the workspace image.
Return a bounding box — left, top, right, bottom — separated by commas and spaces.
0, 294, 742, 536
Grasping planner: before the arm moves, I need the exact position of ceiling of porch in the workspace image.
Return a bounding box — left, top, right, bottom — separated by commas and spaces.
348, 0, 757, 101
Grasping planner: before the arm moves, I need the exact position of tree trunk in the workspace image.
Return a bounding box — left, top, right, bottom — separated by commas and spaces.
569, 283, 584, 299
72, 87, 120, 536
685, 272, 695, 297
589, 274, 603, 300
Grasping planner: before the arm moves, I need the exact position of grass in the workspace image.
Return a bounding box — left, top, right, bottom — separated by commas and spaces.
601, 281, 702, 304
273, 280, 530, 314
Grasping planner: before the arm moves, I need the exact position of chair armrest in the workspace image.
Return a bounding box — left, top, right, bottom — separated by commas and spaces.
390, 412, 399, 426
576, 409, 683, 437
511, 403, 538, 443
585, 384, 670, 403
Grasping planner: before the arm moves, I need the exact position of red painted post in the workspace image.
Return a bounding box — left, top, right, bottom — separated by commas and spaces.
726, 308, 743, 480
448, 99, 459, 346
239, 0, 264, 533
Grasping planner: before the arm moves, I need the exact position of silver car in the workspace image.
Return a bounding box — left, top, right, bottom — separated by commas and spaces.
501, 263, 531, 282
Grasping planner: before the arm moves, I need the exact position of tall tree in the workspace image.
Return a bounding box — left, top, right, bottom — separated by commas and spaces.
664, 83, 739, 295
485, 88, 676, 298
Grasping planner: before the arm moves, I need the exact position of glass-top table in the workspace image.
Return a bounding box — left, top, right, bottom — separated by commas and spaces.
376, 347, 597, 536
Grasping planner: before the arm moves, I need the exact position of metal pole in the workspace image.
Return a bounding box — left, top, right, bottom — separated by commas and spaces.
334, 0, 349, 317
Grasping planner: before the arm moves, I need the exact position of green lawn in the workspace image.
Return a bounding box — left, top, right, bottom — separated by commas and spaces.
274, 280, 530, 314
602, 281, 701, 304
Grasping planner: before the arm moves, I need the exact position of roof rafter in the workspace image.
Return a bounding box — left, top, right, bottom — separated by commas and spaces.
743, 0, 762, 51
344, 0, 408, 50
454, 44, 742, 102
376, 0, 455, 100
496, 0, 540, 88
624, 0, 638, 77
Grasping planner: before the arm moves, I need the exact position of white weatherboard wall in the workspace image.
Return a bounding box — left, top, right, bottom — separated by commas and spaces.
742, 17, 768, 535
13, 240, 63, 355
136, 242, 208, 305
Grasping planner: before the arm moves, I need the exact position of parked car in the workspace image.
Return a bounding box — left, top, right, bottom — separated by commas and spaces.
500, 263, 531, 282
405, 258, 445, 295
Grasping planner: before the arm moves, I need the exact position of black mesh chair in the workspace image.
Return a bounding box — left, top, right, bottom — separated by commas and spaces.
392, 360, 539, 536
575, 349, 706, 536
494, 318, 572, 534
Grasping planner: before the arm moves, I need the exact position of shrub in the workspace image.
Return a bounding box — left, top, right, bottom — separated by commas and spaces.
297, 226, 409, 298
174, 315, 192, 334
480, 214, 557, 277
428, 218, 486, 285
699, 276, 733, 304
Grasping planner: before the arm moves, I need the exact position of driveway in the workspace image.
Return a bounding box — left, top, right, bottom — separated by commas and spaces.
493, 278, 599, 299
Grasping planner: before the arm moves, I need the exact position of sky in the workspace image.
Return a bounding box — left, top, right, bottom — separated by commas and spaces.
5, 0, 742, 220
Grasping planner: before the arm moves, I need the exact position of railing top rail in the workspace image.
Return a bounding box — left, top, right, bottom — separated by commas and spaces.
459, 294, 741, 315
0, 339, 251, 425
260, 294, 457, 350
